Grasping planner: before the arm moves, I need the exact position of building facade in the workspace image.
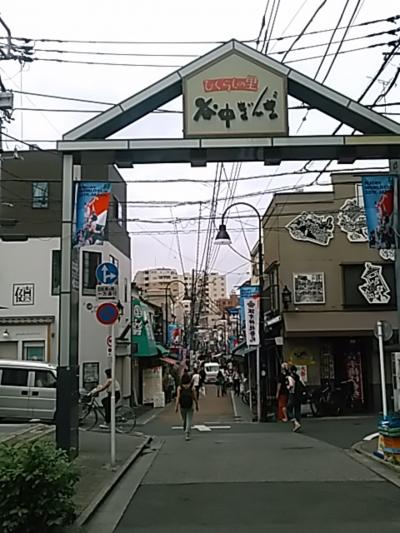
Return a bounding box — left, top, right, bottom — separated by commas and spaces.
0, 151, 132, 398
262, 173, 398, 413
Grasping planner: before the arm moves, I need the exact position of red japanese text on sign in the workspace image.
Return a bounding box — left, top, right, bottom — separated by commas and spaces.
203, 76, 259, 93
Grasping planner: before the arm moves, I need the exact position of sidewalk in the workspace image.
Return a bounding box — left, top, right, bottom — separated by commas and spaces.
352, 436, 400, 482
73, 430, 151, 520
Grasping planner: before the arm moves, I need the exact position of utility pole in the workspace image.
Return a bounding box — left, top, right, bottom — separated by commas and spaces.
0, 15, 33, 232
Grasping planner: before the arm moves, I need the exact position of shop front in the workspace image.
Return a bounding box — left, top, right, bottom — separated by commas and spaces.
283, 310, 398, 413
132, 298, 177, 407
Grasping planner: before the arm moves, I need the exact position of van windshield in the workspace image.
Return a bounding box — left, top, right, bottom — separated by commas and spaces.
205, 364, 219, 372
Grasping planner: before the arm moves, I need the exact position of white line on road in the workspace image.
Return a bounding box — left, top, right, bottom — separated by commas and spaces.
138, 413, 156, 426
171, 424, 231, 431
230, 391, 239, 418
363, 432, 379, 441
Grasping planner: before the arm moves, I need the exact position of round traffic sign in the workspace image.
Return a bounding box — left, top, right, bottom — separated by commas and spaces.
96, 302, 119, 325
374, 320, 393, 342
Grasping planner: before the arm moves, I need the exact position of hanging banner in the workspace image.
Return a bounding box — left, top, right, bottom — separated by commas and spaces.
240, 285, 260, 329
244, 296, 260, 346
361, 176, 395, 250
73, 182, 112, 248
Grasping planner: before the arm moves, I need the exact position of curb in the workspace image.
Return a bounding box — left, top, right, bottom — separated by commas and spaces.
349, 441, 400, 488
75, 435, 153, 528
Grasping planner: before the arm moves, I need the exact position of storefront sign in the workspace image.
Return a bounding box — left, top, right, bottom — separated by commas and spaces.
361, 175, 395, 250
244, 296, 260, 346
183, 52, 288, 137
345, 352, 364, 403
13, 283, 34, 306
142, 366, 162, 404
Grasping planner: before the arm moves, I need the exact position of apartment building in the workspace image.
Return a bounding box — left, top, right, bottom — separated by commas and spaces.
134, 269, 227, 331
262, 172, 398, 413
0, 151, 132, 398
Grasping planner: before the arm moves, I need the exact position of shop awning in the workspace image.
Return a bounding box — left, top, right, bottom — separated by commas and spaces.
232, 341, 256, 357
160, 356, 179, 366
132, 298, 158, 357
284, 311, 398, 337
156, 343, 169, 356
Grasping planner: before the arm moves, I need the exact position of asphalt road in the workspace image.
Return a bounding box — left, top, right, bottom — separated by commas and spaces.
114, 396, 399, 532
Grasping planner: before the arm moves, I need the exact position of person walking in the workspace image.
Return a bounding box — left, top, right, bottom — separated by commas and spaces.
287, 365, 302, 432
233, 368, 241, 396
192, 367, 201, 400
176, 372, 199, 441
216, 369, 225, 397
276, 362, 289, 422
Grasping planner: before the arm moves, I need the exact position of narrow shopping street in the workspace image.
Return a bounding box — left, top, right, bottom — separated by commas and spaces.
102, 387, 400, 532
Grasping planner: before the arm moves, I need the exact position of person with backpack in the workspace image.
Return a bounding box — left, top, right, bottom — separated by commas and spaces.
175, 372, 199, 441
287, 365, 305, 432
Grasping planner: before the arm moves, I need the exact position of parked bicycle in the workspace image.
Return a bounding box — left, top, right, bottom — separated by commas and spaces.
309, 379, 354, 417
79, 393, 136, 433
241, 387, 257, 407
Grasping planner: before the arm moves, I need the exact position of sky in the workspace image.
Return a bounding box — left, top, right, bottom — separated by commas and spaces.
1, 0, 399, 291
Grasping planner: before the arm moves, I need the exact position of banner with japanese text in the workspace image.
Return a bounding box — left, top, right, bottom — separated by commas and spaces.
240, 285, 260, 329
244, 296, 260, 346
361, 176, 395, 250
73, 182, 112, 248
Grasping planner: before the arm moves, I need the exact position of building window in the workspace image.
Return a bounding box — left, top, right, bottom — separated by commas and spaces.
32, 182, 49, 208
124, 278, 128, 302
110, 255, 119, 268
82, 251, 102, 295
112, 196, 123, 226
355, 183, 364, 208
23, 341, 45, 361
52, 250, 61, 295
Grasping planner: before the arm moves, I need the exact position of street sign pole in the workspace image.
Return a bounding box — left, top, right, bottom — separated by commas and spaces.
377, 320, 388, 418
110, 322, 116, 468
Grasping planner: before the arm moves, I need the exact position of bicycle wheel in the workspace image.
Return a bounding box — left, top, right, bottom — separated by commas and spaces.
79, 403, 97, 430
116, 406, 136, 433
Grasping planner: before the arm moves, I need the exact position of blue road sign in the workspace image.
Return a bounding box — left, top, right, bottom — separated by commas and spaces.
96, 262, 119, 285
96, 302, 119, 325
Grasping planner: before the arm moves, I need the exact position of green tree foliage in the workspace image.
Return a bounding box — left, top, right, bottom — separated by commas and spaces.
0, 439, 79, 533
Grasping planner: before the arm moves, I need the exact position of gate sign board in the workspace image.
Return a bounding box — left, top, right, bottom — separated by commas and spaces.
183, 51, 288, 138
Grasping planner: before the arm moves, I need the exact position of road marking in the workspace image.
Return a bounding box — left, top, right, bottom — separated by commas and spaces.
171, 424, 231, 432
363, 432, 379, 441
138, 413, 156, 426
230, 391, 239, 418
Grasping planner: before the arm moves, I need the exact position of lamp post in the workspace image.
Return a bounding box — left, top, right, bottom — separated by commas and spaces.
164, 279, 191, 346
215, 202, 268, 422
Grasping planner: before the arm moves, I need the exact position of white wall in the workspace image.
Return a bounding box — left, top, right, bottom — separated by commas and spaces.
0, 238, 132, 396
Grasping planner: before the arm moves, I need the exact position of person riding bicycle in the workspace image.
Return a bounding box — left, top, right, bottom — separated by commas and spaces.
89, 369, 121, 430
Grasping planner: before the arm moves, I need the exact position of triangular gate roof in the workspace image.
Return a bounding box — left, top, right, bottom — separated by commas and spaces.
63, 39, 400, 141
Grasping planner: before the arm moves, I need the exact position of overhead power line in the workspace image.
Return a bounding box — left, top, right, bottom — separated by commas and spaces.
2, 14, 398, 46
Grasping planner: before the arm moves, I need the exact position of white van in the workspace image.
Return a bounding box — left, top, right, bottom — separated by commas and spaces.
0, 360, 57, 422
204, 362, 220, 384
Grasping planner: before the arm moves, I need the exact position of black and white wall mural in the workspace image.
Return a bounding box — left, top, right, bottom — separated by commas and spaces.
358, 262, 391, 305
379, 249, 395, 262
293, 272, 325, 304
285, 212, 334, 246
337, 198, 368, 243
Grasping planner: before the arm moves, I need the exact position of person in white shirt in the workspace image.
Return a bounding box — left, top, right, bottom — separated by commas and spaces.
191, 368, 201, 400
90, 368, 121, 429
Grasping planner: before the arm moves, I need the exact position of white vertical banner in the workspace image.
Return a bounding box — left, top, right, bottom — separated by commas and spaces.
244, 297, 260, 346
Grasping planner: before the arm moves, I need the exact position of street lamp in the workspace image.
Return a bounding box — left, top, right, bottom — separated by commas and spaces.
282, 285, 292, 310
215, 202, 268, 422
164, 279, 191, 346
